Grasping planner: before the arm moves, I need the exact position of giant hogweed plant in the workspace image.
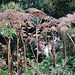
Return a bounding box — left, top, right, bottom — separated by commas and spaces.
0, 8, 75, 75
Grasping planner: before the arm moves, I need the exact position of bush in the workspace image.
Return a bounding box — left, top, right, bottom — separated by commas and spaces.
67, 55, 75, 72
0, 0, 75, 18
39, 56, 73, 75
19, 0, 55, 16
0, 2, 24, 12
19, 0, 75, 18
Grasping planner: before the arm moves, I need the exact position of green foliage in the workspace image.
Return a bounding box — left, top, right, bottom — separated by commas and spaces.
0, 2, 24, 12
39, 57, 53, 73
52, 0, 69, 18
67, 27, 75, 37
18, 0, 75, 18
50, 0, 75, 18
0, 0, 75, 18
20, 0, 48, 9
39, 56, 74, 75
0, 24, 16, 39
19, 0, 54, 16
56, 51, 64, 64
1, 69, 16, 75
66, 28, 75, 56
22, 59, 37, 75
67, 55, 75, 72
68, 0, 75, 13
1, 69, 8, 75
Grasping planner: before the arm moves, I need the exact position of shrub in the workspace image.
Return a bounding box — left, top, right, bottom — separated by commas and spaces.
39, 56, 73, 75
0, 2, 24, 12
67, 55, 75, 72
19, 0, 75, 18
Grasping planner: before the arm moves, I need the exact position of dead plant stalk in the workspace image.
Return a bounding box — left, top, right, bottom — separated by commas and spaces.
8, 37, 11, 75
63, 31, 66, 67
52, 32, 56, 67
36, 18, 39, 75
20, 32, 27, 75
17, 37, 19, 75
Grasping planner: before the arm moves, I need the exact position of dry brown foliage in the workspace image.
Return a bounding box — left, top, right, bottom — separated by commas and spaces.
0, 8, 75, 53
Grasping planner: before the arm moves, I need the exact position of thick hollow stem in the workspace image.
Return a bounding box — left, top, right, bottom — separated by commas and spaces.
36, 18, 39, 75
17, 37, 19, 75
20, 32, 27, 75
63, 31, 66, 67
8, 37, 11, 75
24, 44, 27, 74
52, 32, 56, 67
